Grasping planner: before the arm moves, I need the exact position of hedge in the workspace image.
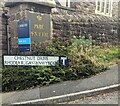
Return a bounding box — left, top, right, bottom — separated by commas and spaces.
2, 37, 119, 92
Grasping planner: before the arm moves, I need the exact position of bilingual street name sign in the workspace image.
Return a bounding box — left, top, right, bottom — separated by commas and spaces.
3, 56, 68, 66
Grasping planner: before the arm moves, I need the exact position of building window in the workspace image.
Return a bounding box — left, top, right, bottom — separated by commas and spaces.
95, 0, 113, 17
66, 0, 68, 7
97, 0, 101, 11
102, 0, 105, 12
106, 0, 110, 14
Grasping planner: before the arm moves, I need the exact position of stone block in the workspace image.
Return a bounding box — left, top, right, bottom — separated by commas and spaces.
0, 43, 7, 50
0, 50, 7, 56
9, 20, 18, 38
11, 37, 18, 47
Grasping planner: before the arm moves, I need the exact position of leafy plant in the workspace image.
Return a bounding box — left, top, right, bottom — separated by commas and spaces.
2, 67, 38, 91
2, 36, 119, 92
71, 36, 92, 52
34, 66, 61, 85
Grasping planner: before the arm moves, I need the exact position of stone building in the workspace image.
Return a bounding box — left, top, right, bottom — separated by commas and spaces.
52, 0, 119, 45
0, 0, 119, 66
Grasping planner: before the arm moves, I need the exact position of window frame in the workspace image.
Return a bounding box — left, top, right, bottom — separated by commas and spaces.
95, 0, 113, 17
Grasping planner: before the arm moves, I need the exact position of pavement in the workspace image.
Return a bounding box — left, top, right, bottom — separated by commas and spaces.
1, 64, 119, 105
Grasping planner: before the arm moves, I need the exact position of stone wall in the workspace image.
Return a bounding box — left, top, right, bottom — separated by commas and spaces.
0, 6, 7, 66
8, 4, 26, 53
70, 1, 96, 15
0, 1, 118, 66
52, 1, 118, 46
5, 1, 119, 55
118, 1, 120, 45
6, 2, 52, 53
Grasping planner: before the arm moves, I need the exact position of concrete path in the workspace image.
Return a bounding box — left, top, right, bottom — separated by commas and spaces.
2, 65, 119, 105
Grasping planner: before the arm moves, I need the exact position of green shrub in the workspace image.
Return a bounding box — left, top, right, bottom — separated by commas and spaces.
2, 66, 61, 92
88, 46, 120, 66
34, 66, 61, 85
2, 67, 38, 91
71, 36, 92, 52
2, 36, 118, 92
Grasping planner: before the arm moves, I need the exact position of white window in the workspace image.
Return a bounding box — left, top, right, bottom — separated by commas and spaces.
95, 0, 113, 17
54, 0, 70, 7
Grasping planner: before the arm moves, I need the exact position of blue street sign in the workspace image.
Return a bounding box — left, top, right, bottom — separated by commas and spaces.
18, 38, 31, 45
18, 45, 31, 52
18, 20, 30, 38
59, 57, 69, 66
18, 20, 31, 52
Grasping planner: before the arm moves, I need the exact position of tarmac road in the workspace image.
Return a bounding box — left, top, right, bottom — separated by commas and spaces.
63, 91, 119, 104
